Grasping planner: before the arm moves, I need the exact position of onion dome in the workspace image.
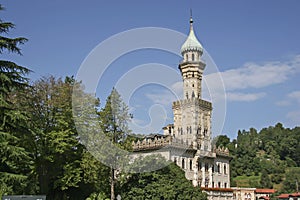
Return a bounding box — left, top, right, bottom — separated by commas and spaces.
180, 17, 203, 55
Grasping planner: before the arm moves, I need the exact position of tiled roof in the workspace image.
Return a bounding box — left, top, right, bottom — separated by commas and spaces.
255, 189, 276, 194
277, 194, 289, 199
290, 193, 300, 197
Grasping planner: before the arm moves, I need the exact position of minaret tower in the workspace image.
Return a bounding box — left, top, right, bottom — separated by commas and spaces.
172, 15, 212, 151
180, 15, 206, 100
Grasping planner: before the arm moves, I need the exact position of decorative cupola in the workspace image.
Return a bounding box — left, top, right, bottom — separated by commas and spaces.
179, 15, 206, 99
180, 16, 203, 61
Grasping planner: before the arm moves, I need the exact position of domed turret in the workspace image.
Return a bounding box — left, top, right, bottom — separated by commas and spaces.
180, 17, 203, 55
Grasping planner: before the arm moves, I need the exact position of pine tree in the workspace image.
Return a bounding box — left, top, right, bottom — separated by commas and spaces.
0, 4, 32, 195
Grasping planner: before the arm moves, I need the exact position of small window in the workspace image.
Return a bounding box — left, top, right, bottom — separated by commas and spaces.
192, 53, 195, 61
224, 164, 227, 174
205, 163, 209, 172
224, 182, 227, 188
217, 164, 220, 173
190, 160, 193, 170
174, 157, 177, 164
218, 182, 221, 188
182, 158, 185, 169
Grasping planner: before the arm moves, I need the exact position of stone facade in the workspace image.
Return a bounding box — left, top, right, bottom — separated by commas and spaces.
131, 16, 232, 199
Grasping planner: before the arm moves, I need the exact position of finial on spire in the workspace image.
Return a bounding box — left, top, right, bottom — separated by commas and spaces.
190, 9, 193, 24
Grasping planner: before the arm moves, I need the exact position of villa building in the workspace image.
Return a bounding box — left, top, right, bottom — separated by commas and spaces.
132, 16, 232, 200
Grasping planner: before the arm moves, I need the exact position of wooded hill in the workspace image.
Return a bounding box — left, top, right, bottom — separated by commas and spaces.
215, 123, 300, 193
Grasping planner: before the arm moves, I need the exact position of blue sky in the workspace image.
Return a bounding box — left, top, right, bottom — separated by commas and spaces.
2, 0, 300, 139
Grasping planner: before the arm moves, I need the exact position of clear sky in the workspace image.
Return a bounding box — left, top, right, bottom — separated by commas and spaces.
2, 0, 300, 139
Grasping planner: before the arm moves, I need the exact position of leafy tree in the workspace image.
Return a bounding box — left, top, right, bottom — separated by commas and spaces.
23, 76, 94, 199
282, 168, 300, 193
260, 169, 272, 189
98, 88, 132, 200
215, 135, 230, 148
0, 4, 32, 195
120, 155, 207, 200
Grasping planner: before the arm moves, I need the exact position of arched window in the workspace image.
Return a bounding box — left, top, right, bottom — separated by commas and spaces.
192, 53, 195, 61
186, 54, 188, 61
189, 160, 193, 170
217, 164, 220, 173
212, 164, 215, 173
224, 164, 227, 174
182, 158, 185, 169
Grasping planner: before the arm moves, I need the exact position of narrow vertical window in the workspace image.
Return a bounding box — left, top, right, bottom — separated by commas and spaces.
182, 158, 185, 169
192, 53, 195, 61
190, 160, 193, 170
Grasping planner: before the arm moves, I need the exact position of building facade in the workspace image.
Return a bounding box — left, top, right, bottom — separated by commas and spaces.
132, 16, 232, 199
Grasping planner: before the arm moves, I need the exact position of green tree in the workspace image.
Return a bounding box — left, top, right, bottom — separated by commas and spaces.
282, 168, 300, 193
120, 155, 207, 200
24, 76, 94, 199
0, 4, 32, 196
98, 88, 132, 200
260, 169, 272, 189
215, 135, 230, 148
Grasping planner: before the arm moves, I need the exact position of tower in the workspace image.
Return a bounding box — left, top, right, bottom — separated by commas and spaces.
172, 16, 212, 152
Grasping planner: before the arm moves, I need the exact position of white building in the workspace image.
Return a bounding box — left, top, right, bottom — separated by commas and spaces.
132, 16, 233, 199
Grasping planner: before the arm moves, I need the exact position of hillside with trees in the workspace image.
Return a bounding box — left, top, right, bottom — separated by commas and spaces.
215, 123, 300, 193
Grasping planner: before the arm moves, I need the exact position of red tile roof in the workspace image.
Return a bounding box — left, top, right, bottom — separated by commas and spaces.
255, 189, 276, 194
277, 194, 289, 199
290, 193, 300, 197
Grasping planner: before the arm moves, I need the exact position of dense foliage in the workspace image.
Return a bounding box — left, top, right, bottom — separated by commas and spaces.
120, 155, 207, 200
0, 4, 31, 196
215, 123, 300, 192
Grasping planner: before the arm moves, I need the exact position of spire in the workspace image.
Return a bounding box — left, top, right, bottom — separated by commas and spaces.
180, 12, 203, 55
190, 9, 193, 29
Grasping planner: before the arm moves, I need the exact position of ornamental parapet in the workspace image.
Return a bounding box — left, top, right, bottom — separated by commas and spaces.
213, 145, 230, 157
172, 98, 212, 110
132, 134, 194, 152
